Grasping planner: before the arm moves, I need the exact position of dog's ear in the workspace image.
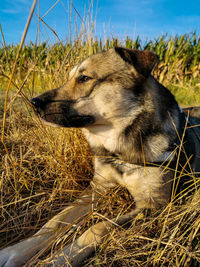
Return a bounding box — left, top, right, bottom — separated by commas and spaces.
114, 47, 159, 77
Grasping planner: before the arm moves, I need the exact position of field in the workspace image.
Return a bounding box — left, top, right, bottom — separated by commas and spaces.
0, 7, 200, 266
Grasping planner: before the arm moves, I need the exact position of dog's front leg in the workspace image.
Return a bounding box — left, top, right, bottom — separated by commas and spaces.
0, 187, 96, 267
47, 209, 140, 267
48, 220, 112, 267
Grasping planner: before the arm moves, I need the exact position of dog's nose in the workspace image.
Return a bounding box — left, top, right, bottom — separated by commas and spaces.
30, 97, 43, 108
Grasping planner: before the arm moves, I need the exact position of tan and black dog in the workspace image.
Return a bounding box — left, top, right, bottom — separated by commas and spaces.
1, 47, 200, 266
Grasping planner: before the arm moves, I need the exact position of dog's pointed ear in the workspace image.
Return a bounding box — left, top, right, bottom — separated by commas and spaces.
114, 47, 159, 77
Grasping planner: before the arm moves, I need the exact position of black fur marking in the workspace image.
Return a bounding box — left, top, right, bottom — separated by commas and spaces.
91, 146, 126, 175
125, 111, 161, 149
114, 47, 159, 77
148, 77, 178, 123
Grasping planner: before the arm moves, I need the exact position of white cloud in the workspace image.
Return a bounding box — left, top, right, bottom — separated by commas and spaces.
1, 8, 20, 14
1, 0, 31, 14
177, 15, 200, 24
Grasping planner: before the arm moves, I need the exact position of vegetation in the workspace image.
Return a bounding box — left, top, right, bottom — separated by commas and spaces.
0, 32, 200, 103
0, 4, 200, 266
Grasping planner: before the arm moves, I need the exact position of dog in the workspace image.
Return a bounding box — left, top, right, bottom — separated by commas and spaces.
0, 47, 200, 266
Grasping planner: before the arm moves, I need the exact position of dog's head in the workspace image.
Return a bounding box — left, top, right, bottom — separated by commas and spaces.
30, 47, 158, 128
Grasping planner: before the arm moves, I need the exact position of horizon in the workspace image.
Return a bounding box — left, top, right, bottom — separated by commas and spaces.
0, 0, 200, 46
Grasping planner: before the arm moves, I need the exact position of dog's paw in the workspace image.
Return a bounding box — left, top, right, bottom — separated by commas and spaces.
0, 243, 33, 267
0, 247, 22, 267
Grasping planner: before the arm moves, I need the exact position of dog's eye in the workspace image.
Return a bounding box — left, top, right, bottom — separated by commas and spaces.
77, 75, 92, 83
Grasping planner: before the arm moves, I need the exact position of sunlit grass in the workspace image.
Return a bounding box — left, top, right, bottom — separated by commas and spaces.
1, 32, 200, 104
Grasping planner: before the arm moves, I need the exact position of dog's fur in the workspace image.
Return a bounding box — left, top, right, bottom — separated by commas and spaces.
1, 47, 200, 266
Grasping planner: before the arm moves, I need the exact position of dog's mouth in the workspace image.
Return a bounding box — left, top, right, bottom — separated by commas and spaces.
41, 113, 95, 128
66, 115, 95, 127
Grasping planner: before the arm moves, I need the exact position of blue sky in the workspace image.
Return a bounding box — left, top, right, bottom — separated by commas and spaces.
0, 0, 200, 45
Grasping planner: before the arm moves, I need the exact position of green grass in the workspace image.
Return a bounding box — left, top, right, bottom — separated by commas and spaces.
0, 32, 200, 105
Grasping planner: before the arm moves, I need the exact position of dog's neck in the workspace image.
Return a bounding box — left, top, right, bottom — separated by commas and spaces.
83, 76, 184, 166
82, 119, 177, 165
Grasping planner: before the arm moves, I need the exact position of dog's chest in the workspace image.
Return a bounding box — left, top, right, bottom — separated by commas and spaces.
82, 126, 121, 152
83, 128, 171, 208
93, 155, 168, 209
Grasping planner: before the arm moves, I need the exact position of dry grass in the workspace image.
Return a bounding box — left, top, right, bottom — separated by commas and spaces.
1, 98, 200, 265
0, 92, 93, 246
0, 1, 200, 266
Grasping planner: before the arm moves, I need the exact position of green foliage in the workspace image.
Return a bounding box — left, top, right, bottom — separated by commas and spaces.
0, 32, 199, 104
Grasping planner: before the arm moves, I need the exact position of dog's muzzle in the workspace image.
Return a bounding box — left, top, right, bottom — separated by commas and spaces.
30, 97, 95, 128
